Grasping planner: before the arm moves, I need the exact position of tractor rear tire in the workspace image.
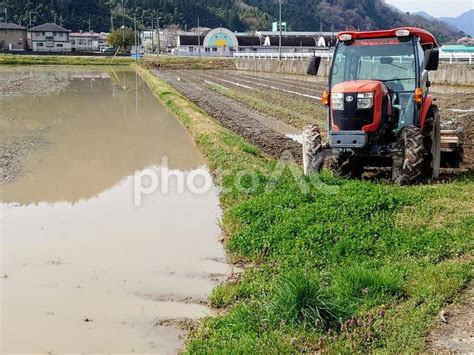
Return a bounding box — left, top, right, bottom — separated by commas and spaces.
422, 105, 441, 180
303, 124, 325, 175
326, 152, 363, 179
393, 126, 425, 185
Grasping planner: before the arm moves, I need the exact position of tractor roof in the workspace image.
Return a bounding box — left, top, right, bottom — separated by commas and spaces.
338, 27, 438, 48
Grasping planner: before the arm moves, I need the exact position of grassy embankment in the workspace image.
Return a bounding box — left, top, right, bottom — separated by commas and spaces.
135, 63, 473, 352
0, 54, 134, 65
142, 56, 235, 70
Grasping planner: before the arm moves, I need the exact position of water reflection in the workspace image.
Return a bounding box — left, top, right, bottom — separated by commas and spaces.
0, 68, 204, 205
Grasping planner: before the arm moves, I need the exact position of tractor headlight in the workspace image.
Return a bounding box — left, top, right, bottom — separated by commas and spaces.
331, 93, 344, 110
357, 92, 374, 109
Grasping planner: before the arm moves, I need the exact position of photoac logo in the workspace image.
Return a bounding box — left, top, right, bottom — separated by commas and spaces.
133, 152, 339, 207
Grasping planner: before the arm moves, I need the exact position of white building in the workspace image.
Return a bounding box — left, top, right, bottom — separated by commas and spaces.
173, 27, 335, 57
29, 23, 71, 53
70, 32, 108, 52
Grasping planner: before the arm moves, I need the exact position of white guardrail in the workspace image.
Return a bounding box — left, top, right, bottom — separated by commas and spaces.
233, 52, 331, 60
233, 52, 474, 64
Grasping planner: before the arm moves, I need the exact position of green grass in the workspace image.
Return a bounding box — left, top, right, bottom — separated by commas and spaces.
0, 54, 133, 65
134, 63, 473, 353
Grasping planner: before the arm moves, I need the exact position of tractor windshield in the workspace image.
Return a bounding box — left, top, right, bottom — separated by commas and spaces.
331, 37, 417, 93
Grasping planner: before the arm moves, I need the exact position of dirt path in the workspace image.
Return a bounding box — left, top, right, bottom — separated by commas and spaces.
427, 285, 474, 353
155, 70, 303, 162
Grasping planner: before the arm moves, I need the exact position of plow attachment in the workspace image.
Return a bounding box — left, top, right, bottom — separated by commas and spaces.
440, 125, 464, 168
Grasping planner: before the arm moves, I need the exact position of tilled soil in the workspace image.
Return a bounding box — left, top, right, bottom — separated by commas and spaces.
431, 86, 474, 169
155, 70, 303, 162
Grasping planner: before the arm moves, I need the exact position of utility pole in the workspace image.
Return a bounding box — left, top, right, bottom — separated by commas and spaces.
278, 0, 282, 60
151, 19, 154, 54
157, 16, 161, 55
111, 13, 114, 32
29, 12, 32, 29
134, 14, 137, 60
4, 8, 7, 23
197, 17, 201, 58
122, 0, 125, 52
88, 19, 91, 32
59, 15, 63, 27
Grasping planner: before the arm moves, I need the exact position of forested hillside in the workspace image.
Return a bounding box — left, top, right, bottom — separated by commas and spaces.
0, 0, 464, 42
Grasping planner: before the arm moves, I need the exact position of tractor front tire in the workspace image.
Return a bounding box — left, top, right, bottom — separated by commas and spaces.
302, 124, 325, 175
393, 126, 425, 185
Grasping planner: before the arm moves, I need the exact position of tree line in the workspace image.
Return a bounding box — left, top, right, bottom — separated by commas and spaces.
0, 0, 463, 43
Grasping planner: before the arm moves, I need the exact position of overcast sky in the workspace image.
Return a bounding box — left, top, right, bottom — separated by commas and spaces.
385, 0, 473, 18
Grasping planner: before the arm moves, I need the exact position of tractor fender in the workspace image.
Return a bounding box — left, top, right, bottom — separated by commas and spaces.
419, 95, 435, 130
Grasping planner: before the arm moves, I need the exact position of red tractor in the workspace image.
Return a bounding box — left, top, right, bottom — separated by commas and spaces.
304, 27, 463, 184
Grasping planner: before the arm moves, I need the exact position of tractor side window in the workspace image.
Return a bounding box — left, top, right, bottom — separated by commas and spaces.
418, 44, 425, 72
331, 53, 345, 86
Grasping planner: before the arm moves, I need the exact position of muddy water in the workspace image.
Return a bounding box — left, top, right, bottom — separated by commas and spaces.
0, 67, 229, 353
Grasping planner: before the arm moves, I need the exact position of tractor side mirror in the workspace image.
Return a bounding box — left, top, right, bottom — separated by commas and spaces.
307, 56, 321, 75
424, 49, 439, 71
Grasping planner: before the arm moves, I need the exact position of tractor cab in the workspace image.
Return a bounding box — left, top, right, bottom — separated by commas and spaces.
304, 28, 463, 184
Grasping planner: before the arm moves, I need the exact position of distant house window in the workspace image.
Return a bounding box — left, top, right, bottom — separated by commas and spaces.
42, 32, 45, 35
37, 43, 44, 47
58, 32, 63, 37
35, 32, 40, 36
56, 43, 63, 47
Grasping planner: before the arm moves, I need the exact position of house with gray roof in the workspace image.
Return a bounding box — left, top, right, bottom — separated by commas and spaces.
28, 23, 71, 52
0, 22, 27, 51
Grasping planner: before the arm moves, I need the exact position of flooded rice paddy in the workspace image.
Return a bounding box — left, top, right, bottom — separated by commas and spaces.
0, 67, 229, 353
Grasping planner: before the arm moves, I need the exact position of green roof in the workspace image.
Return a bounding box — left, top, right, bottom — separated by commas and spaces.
440, 45, 474, 53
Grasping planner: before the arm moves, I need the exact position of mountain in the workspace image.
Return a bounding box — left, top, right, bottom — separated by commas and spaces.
414, 11, 436, 21
0, 0, 464, 43
440, 9, 474, 37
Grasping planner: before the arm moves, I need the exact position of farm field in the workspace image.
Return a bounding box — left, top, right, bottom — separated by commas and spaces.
1, 55, 472, 352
